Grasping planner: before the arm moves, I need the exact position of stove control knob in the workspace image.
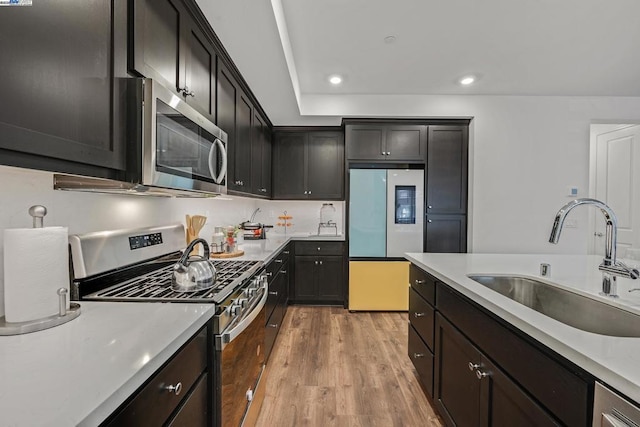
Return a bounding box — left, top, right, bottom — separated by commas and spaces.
247, 287, 257, 297
230, 303, 242, 316
238, 298, 249, 308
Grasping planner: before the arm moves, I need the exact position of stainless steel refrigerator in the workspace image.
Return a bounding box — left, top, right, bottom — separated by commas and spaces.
349, 168, 424, 258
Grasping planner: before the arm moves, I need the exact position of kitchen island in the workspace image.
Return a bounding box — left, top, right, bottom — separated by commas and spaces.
405, 253, 640, 414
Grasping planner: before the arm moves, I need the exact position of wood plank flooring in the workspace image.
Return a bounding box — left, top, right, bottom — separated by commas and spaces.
255, 306, 444, 427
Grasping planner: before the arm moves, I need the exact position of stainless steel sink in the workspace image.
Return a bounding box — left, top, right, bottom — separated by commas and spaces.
468, 275, 640, 337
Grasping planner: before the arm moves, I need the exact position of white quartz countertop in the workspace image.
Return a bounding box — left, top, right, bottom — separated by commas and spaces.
405, 253, 640, 403
232, 232, 345, 264
0, 301, 215, 427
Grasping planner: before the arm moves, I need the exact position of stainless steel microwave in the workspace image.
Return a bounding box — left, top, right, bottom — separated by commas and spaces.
139, 78, 227, 195
53, 78, 228, 197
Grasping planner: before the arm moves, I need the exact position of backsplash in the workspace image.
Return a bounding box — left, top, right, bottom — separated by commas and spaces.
0, 165, 344, 317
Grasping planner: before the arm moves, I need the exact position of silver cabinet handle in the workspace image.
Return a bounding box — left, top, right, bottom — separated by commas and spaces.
178, 87, 194, 97
317, 247, 321, 251
468, 362, 480, 371
269, 291, 278, 296
281, 270, 287, 274
315, 261, 318, 265
413, 353, 424, 358
414, 279, 426, 285
275, 259, 283, 263
308, 190, 312, 194
428, 205, 433, 209
283, 251, 290, 255
413, 312, 425, 318
476, 370, 489, 380
319, 260, 323, 265
386, 151, 391, 155
165, 382, 183, 395
428, 219, 432, 223
266, 272, 273, 277
268, 323, 278, 328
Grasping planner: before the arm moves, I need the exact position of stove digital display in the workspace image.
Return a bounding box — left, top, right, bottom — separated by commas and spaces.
128, 233, 163, 250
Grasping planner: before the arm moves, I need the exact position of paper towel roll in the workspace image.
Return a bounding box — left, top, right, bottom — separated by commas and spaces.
4, 227, 69, 323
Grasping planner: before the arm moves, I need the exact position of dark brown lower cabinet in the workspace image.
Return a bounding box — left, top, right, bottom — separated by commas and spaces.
434, 314, 557, 427
293, 256, 343, 304
408, 325, 434, 396
103, 326, 209, 426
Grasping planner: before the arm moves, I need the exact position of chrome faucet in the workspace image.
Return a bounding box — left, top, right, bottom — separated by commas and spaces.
549, 198, 639, 297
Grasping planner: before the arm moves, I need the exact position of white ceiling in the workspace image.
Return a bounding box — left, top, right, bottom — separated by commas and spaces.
197, 0, 640, 125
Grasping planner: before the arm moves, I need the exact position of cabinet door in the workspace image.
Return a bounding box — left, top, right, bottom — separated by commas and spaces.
294, 257, 317, 300
426, 126, 468, 214
234, 91, 253, 191
434, 313, 482, 427
184, 22, 215, 121
425, 214, 467, 253
0, 0, 126, 175
131, 0, 185, 93
345, 125, 385, 160
479, 357, 558, 427
307, 132, 344, 200
262, 126, 273, 197
385, 125, 425, 160
251, 111, 271, 196
251, 112, 265, 194
317, 256, 343, 301
273, 133, 307, 199
217, 62, 238, 189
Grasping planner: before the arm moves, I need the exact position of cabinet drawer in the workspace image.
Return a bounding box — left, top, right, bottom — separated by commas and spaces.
265, 297, 286, 362
267, 251, 289, 277
437, 284, 591, 427
105, 327, 208, 426
408, 325, 434, 397
295, 241, 344, 256
409, 287, 434, 351
167, 373, 208, 427
266, 272, 286, 320
410, 264, 436, 305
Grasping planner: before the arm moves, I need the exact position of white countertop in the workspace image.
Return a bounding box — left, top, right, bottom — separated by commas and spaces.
233, 232, 345, 263
405, 253, 640, 403
0, 301, 215, 427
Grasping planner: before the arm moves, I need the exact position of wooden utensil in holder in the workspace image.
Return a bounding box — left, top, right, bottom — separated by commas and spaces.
186, 215, 207, 255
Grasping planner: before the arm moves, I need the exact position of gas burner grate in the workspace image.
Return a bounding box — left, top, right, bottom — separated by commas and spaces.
85, 259, 261, 303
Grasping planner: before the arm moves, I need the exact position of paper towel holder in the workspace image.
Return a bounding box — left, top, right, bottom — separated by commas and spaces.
0, 205, 81, 335
0, 289, 81, 335
28, 204, 47, 228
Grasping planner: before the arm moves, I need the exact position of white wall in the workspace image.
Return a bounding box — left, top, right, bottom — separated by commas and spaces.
0, 165, 343, 317
302, 93, 640, 254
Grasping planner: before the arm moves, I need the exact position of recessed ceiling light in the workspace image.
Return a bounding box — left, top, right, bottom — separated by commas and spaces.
459, 76, 475, 85
329, 75, 343, 85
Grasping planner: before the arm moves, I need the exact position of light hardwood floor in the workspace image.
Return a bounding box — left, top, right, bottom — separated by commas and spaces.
255, 306, 444, 427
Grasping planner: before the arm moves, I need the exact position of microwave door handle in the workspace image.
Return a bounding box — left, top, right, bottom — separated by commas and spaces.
208, 139, 227, 184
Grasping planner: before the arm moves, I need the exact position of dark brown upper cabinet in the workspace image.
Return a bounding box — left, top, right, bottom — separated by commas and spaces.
426, 126, 469, 214
251, 111, 272, 197
130, 0, 216, 122
345, 124, 425, 161
217, 61, 252, 193
0, 0, 129, 179
272, 130, 344, 200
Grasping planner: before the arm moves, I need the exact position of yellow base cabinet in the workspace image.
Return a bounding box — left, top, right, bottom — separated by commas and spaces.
349, 261, 409, 311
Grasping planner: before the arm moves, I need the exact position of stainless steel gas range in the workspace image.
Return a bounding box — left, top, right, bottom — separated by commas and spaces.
69, 224, 267, 427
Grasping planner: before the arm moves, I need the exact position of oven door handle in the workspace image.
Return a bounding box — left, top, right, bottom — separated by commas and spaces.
220, 283, 267, 345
